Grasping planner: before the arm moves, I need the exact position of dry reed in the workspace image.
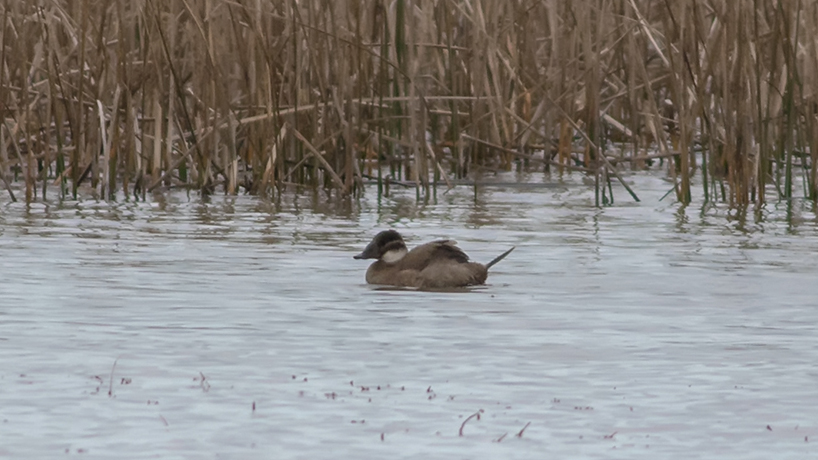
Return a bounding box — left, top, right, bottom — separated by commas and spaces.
1, 1, 817, 208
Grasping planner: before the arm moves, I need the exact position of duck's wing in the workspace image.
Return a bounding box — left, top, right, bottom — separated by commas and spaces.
402, 239, 470, 269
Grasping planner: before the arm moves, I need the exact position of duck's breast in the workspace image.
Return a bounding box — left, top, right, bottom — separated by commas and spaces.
366, 262, 424, 287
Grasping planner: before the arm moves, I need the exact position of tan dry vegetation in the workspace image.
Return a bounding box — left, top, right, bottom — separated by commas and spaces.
1, 0, 817, 206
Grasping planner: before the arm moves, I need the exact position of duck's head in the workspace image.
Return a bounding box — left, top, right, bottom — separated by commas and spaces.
354, 230, 408, 263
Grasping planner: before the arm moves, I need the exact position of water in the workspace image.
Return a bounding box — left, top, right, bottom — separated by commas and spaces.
1, 172, 817, 459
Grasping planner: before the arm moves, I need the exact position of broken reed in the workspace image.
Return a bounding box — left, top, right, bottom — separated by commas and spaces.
1, 1, 817, 207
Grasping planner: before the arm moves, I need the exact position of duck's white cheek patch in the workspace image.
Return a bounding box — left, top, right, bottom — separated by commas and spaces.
382, 248, 407, 263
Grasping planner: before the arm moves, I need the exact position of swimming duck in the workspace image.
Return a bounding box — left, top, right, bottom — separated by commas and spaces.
353, 230, 514, 289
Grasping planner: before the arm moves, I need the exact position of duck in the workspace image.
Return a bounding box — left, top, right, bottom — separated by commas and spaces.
353, 230, 514, 289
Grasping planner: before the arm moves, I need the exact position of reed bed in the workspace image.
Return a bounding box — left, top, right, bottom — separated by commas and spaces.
1, 0, 817, 207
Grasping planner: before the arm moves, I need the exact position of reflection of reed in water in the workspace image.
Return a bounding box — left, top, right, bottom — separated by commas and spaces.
1, 1, 816, 209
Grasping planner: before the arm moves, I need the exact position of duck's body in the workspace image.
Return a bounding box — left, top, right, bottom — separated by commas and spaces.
354, 230, 514, 289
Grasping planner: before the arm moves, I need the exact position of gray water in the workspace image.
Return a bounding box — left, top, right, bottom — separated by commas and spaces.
1, 172, 817, 459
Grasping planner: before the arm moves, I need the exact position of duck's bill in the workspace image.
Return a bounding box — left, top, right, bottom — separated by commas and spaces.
354, 243, 378, 259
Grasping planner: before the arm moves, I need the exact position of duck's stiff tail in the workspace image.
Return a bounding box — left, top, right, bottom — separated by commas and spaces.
486, 246, 515, 269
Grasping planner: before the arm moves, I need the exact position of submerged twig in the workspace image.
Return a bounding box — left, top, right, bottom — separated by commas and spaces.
198, 372, 211, 392
458, 409, 484, 436
516, 421, 531, 438
107, 358, 119, 397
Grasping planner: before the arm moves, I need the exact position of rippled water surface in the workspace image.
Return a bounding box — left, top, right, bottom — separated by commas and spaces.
2, 172, 818, 459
